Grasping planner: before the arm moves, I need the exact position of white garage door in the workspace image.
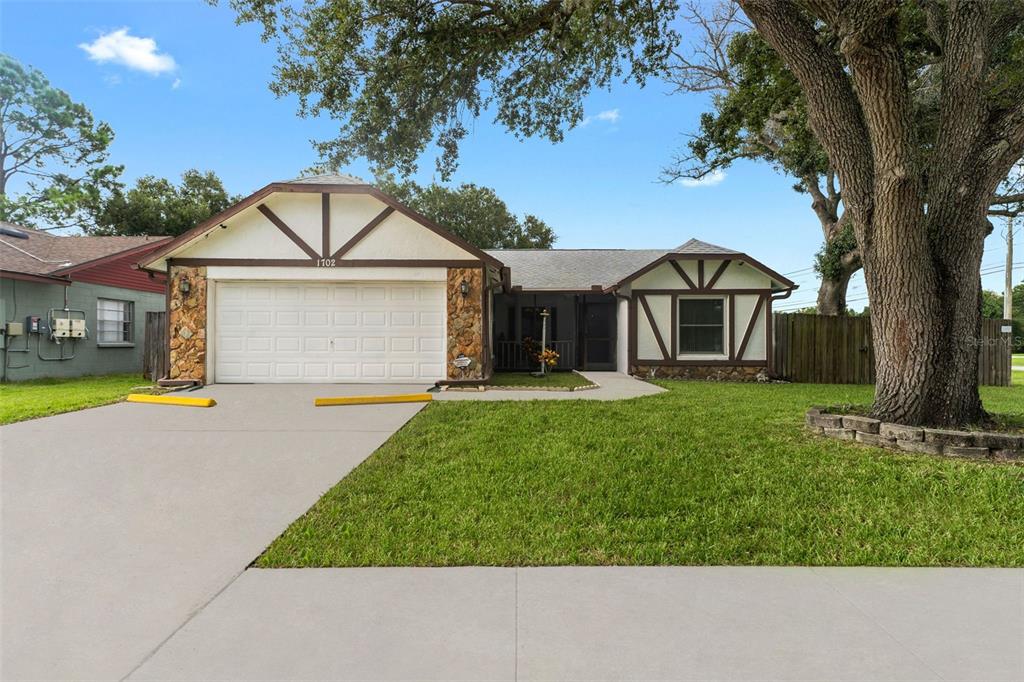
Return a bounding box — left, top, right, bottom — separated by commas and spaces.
213, 281, 446, 383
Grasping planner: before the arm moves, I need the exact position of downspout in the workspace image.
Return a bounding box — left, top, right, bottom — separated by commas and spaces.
767, 288, 797, 376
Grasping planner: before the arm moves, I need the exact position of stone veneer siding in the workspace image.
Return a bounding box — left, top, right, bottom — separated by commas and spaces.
446, 267, 486, 381
168, 265, 207, 382
632, 364, 767, 382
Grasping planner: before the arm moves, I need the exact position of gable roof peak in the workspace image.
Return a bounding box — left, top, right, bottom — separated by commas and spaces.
672, 238, 739, 255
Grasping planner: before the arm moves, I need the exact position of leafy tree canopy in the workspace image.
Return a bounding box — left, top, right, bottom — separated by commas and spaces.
87, 170, 239, 237
0, 53, 121, 230
376, 174, 556, 249
222, 0, 678, 178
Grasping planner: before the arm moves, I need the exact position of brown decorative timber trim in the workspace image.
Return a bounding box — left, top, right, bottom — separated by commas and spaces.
705, 260, 731, 290
638, 294, 670, 360
330, 206, 395, 259
632, 288, 774, 296
610, 252, 797, 291
167, 257, 483, 268
321, 193, 330, 258
138, 181, 505, 271
481, 266, 491, 378
735, 294, 767, 361
257, 204, 320, 260
698, 260, 705, 290
766, 296, 775, 373
669, 260, 697, 289
635, 359, 768, 367
670, 294, 678, 356
728, 293, 736, 361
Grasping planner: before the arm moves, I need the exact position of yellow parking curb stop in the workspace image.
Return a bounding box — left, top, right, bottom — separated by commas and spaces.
127, 394, 216, 408
314, 393, 433, 407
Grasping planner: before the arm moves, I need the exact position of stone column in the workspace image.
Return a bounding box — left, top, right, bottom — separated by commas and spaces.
168, 265, 207, 382
446, 267, 485, 380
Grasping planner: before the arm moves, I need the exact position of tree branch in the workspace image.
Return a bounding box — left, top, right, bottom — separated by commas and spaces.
737, 0, 875, 232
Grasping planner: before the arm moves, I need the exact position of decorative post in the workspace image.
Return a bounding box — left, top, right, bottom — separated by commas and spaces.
537, 307, 550, 376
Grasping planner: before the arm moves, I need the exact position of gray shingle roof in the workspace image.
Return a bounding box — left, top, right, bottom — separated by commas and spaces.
485, 249, 665, 290
671, 238, 739, 255
284, 173, 366, 185
486, 238, 745, 290
0, 222, 168, 277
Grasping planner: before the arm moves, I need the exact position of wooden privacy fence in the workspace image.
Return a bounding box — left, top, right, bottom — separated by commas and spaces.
772, 313, 1013, 386
143, 311, 168, 382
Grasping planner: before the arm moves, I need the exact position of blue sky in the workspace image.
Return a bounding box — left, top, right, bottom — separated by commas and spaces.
2, 0, 1018, 308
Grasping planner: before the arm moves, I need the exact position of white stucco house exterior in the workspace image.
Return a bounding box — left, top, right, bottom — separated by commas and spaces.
139, 174, 796, 384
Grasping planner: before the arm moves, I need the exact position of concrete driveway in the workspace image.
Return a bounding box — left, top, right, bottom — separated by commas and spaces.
1, 383, 429, 681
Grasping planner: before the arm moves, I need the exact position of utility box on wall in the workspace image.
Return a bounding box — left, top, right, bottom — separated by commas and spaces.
51, 317, 86, 338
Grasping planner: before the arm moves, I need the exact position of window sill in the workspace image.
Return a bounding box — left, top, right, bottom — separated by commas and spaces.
98, 342, 135, 348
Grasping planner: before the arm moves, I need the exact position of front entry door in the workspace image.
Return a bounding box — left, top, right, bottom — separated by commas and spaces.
581, 300, 616, 371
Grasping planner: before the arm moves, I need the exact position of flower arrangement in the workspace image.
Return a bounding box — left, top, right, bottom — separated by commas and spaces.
522, 336, 559, 368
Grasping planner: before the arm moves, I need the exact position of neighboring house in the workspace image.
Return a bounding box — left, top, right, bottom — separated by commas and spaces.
138, 174, 796, 385
0, 222, 169, 381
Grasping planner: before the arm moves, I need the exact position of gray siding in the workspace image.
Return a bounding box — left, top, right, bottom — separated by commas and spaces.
1, 279, 166, 381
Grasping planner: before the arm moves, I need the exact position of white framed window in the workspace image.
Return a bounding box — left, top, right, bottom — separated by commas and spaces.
678, 297, 725, 354
97, 299, 134, 345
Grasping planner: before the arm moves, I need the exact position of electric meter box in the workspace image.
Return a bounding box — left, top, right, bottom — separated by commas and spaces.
52, 318, 72, 338
51, 316, 86, 338
26, 316, 43, 334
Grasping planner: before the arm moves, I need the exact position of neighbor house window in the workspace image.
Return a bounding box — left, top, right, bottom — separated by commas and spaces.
97, 299, 133, 344
678, 298, 724, 354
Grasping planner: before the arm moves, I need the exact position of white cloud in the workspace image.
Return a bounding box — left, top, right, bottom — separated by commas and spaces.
79, 28, 177, 75
581, 108, 620, 127
678, 170, 727, 188
171, 77, 181, 90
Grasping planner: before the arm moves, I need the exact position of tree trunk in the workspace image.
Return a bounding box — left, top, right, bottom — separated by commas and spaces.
738, 0, 1012, 427
816, 268, 854, 315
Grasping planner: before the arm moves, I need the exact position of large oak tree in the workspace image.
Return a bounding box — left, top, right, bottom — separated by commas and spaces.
737, 0, 1023, 425
225, 0, 1024, 426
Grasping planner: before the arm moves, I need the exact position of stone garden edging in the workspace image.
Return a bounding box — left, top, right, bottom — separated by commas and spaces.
806, 408, 1024, 463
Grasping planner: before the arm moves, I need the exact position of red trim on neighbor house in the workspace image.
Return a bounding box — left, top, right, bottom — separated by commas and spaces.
0, 270, 71, 285
48, 239, 170, 294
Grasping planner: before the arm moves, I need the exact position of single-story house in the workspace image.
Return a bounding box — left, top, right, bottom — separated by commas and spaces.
138, 174, 796, 385
0, 222, 170, 381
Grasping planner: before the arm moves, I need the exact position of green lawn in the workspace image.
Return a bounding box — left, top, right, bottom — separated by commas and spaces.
259, 381, 1024, 568
1014, 354, 1023, 368
0, 374, 154, 425
487, 371, 594, 389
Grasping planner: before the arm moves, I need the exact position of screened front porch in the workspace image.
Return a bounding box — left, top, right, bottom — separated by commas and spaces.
491, 292, 617, 372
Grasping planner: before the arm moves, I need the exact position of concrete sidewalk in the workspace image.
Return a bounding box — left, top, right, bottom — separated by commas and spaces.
130, 566, 1023, 681
435, 371, 665, 401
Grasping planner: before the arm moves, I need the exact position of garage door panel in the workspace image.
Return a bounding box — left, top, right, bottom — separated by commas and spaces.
420, 311, 443, 327
214, 281, 446, 383
334, 311, 357, 326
